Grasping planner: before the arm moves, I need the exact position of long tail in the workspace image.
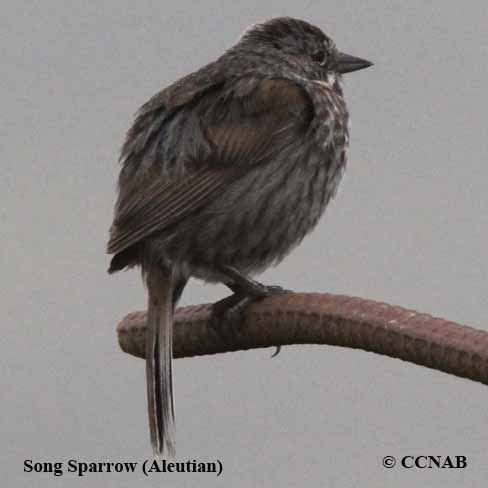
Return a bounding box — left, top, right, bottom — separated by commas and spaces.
145, 265, 176, 458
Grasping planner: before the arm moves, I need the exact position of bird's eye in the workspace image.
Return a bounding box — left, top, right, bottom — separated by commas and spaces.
311, 49, 327, 66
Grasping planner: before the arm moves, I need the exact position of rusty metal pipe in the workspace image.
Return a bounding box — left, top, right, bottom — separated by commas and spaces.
117, 293, 488, 385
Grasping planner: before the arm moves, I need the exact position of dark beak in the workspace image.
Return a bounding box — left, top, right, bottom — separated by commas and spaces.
335, 51, 373, 74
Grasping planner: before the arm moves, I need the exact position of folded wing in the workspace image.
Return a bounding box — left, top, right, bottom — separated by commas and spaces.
107, 78, 313, 257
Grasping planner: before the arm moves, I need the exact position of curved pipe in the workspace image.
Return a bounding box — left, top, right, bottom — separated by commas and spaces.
117, 293, 488, 385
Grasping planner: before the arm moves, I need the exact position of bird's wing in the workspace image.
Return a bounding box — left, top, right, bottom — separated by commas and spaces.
107, 78, 312, 256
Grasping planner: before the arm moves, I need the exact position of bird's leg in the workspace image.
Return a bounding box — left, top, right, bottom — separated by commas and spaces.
221, 265, 291, 297
172, 276, 188, 308
209, 266, 290, 355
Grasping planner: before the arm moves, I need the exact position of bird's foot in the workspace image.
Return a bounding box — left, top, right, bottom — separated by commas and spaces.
209, 283, 291, 354
233, 281, 291, 298
209, 293, 253, 344
255, 284, 291, 296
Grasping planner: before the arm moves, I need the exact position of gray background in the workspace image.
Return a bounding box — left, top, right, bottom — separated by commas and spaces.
2, 0, 487, 486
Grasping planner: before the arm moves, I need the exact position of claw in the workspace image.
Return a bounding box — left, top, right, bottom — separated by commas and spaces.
270, 345, 281, 358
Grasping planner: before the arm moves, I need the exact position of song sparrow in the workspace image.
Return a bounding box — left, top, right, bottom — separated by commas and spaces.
107, 16, 372, 456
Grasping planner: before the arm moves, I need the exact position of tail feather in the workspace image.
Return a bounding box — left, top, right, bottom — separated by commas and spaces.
146, 266, 176, 458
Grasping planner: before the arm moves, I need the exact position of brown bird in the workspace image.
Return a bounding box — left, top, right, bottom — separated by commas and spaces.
107, 17, 372, 456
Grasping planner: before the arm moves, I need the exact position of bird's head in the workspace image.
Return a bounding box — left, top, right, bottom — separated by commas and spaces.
239, 17, 372, 85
